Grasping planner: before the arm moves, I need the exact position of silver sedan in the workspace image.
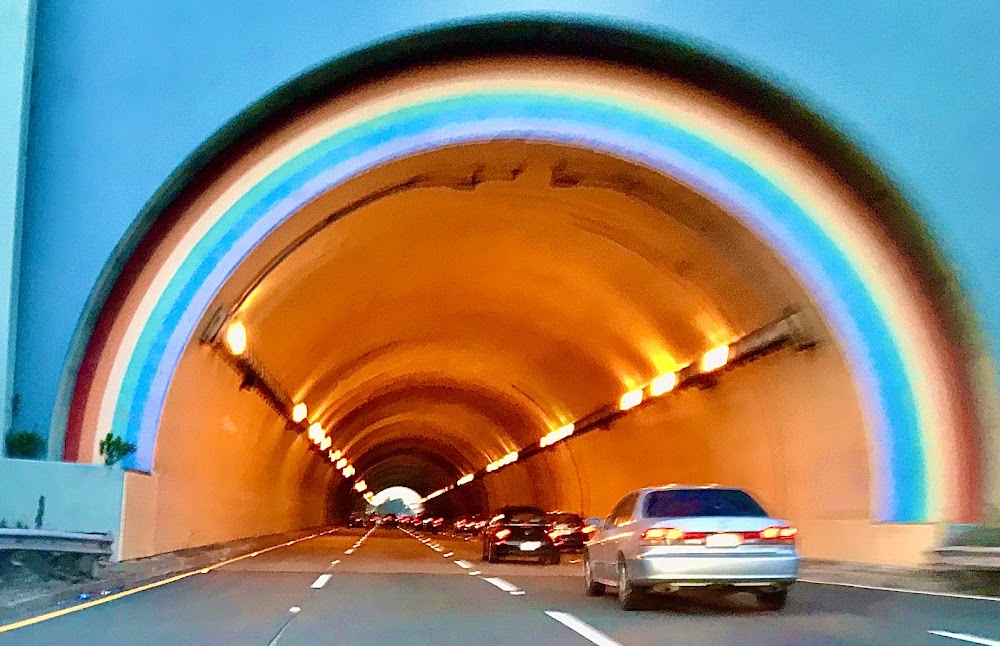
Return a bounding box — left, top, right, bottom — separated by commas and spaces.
583, 485, 799, 610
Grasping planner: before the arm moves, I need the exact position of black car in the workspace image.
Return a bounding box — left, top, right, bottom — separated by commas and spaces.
481, 506, 559, 565
347, 513, 367, 529
544, 512, 593, 551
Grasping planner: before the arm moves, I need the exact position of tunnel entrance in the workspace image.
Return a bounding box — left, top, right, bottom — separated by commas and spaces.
62, 50, 982, 565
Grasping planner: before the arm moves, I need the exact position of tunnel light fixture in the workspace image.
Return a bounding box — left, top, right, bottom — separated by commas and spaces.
343, 465, 355, 477
456, 474, 474, 486
292, 402, 308, 423
354, 480, 367, 492
308, 423, 323, 443
699, 344, 730, 373
539, 423, 575, 448
225, 321, 248, 356
320, 436, 332, 451
330, 449, 342, 462
336, 458, 348, 469
486, 452, 517, 472
649, 372, 678, 396
424, 488, 448, 502
619, 388, 643, 411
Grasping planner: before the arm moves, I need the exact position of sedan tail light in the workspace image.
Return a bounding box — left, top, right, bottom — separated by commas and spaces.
641, 527, 685, 541
494, 528, 511, 540
759, 526, 798, 541
581, 526, 598, 535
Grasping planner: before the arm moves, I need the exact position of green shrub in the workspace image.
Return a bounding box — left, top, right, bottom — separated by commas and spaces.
4, 430, 46, 459
98, 433, 136, 466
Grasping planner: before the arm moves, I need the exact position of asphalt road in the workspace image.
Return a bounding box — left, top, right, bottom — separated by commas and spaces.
1, 527, 997, 645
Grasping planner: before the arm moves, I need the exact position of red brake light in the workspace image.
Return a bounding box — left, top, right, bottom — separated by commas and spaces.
495, 528, 511, 540
641, 527, 684, 541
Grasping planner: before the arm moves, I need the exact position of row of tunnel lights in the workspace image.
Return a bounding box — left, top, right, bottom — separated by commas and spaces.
224, 321, 373, 501
225, 319, 739, 507
418, 344, 732, 504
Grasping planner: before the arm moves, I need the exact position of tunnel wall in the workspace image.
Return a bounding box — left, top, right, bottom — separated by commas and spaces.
483, 341, 938, 567
118, 342, 334, 560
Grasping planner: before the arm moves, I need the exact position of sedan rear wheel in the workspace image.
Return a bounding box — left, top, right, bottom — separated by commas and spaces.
617, 558, 645, 611
584, 552, 605, 597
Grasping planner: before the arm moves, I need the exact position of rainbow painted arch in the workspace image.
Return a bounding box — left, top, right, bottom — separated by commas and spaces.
62, 71, 981, 524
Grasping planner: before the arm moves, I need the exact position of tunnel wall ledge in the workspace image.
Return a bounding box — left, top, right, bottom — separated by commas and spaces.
0, 457, 124, 551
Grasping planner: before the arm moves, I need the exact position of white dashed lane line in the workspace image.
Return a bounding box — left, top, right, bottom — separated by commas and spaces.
545, 611, 623, 646
454, 560, 472, 569
310, 574, 332, 589
483, 577, 522, 594
929, 630, 1000, 645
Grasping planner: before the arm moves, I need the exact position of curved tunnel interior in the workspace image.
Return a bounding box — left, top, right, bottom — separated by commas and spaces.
141, 138, 907, 561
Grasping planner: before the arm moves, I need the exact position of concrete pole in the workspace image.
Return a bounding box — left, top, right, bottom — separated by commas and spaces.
0, 0, 36, 443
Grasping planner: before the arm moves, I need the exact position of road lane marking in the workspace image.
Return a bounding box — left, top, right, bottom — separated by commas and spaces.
469, 570, 481, 576
0, 528, 339, 634
443, 551, 454, 557
510, 590, 526, 596
929, 631, 1000, 645
330, 560, 340, 566
455, 560, 472, 569
545, 611, 623, 646
310, 574, 333, 589
289, 606, 301, 613
484, 577, 521, 593
344, 549, 354, 554
800, 580, 1000, 602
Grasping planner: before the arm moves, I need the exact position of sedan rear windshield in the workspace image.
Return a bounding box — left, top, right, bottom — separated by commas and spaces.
642, 489, 767, 518
546, 513, 582, 525
500, 508, 546, 523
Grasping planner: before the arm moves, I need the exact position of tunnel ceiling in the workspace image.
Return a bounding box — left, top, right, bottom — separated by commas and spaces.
205, 141, 818, 496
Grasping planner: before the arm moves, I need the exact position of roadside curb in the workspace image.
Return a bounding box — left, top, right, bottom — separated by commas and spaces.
799, 558, 999, 596
0, 526, 333, 626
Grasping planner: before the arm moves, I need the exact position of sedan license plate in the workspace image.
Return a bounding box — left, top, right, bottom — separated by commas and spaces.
706, 533, 742, 548
519, 541, 542, 551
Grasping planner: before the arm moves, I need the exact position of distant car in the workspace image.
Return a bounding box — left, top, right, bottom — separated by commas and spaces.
482, 506, 560, 565
381, 514, 398, 528
544, 512, 594, 552
583, 486, 799, 610
347, 513, 367, 528
456, 515, 486, 535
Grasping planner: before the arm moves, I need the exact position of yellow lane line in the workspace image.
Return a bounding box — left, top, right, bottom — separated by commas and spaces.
0, 528, 338, 634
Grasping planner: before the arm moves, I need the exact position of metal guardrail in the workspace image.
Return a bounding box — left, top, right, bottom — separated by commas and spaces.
0, 529, 113, 556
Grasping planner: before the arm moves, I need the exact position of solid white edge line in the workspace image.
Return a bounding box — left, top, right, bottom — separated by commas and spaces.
800, 579, 1000, 602
928, 630, 1000, 645
484, 577, 520, 593
545, 611, 623, 646
310, 574, 332, 589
